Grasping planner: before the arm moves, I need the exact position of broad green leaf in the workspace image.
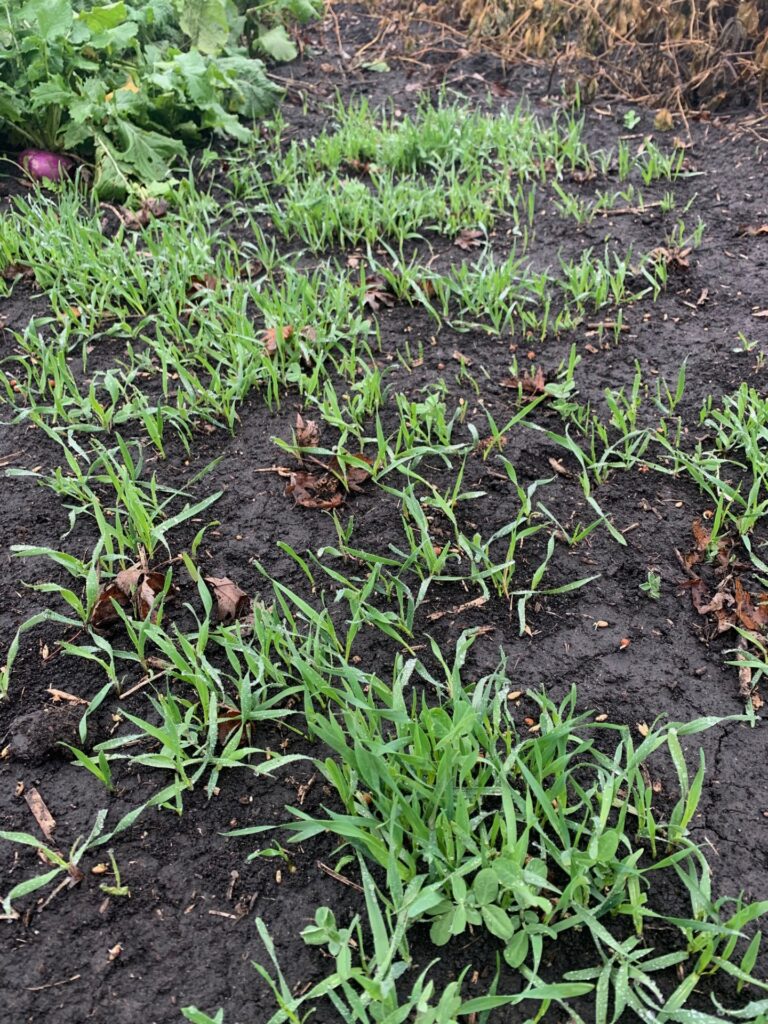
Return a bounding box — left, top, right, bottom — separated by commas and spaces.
258, 25, 297, 63
2, 867, 62, 915
178, 0, 230, 54
78, 2, 127, 32
481, 904, 516, 941
503, 931, 530, 969
20, 0, 73, 40
181, 1009, 225, 1024
429, 911, 453, 946
472, 867, 499, 907
28, 76, 74, 110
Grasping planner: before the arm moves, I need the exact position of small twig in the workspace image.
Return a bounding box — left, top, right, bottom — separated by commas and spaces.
602, 201, 663, 217
26, 975, 81, 992
316, 861, 364, 893
674, 548, 699, 579
426, 595, 489, 621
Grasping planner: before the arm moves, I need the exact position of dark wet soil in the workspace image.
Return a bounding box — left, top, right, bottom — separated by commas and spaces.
2, 5, 768, 1023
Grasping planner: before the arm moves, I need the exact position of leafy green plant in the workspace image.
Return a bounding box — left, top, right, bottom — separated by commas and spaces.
98, 848, 130, 897
0, 0, 285, 194
230, 629, 765, 1019
640, 570, 662, 600
186, 861, 592, 1024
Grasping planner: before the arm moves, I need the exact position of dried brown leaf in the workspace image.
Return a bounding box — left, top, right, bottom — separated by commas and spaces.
217, 706, 245, 747
344, 158, 372, 175
205, 576, 251, 624
327, 454, 373, 492
454, 228, 484, 251
295, 413, 321, 448
286, 470, 344, 509
500, 366, 547, 398
547, 456, 571, 477
691, 517, 711, 553
24, 786, 56, 842
100, 198, 169, 231
650, 245, 691, 269
1, 262, 34, 282
91, 565, 164, 629
489, 80, 511, 97
261, 325, 293, 357
362, 275, 395, 313
739, 224, 768, 237
734, 578, 768, 631
90, 581, 131, 630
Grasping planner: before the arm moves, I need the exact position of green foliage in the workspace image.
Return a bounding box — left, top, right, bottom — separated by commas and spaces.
0, 0, 308, 194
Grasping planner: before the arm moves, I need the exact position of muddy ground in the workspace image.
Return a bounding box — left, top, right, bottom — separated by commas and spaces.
1, 5, 768, 1023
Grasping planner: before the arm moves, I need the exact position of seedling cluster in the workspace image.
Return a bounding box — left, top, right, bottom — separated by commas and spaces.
2, 90, 767, 1024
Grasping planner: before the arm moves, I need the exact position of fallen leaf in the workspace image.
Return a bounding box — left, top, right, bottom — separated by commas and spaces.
454, 228, 484, 251
344, 158, 372, 175
205, 577, 251, 624
650, 245, 691, 270
547, 456, 571, 478
500, 367, 547, 399
570, 166, 596, 183
187, 273, 220, 295
24, 786, 56, 842
654, 108, 674, 131
1, 262, 34, 282
133, 572, 165, 620
100, 198, 168, 231
286, 470, 344, 509
217, 705, 246, 747
426, 595, 488, 621
46, 688, 87, 705
362, 275, 395, 313
734, 579, 768, 631
90, 564, 165, 629
738, 224, 768, 237
261, 325, 293, 357
295, 413, 320, 448
326, 454, 373, 492
691, 517, 711, 554
452, 349, 472, 366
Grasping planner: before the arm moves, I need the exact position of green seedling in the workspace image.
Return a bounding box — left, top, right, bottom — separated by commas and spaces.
99, 849, 130, 898
640, 570, 662, 600
61, 743, 115, 793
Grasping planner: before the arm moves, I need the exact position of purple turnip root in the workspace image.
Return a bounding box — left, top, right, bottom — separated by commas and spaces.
18, 149, 75, 182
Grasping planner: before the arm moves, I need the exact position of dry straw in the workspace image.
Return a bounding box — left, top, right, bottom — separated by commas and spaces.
450, 0, 768, 106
